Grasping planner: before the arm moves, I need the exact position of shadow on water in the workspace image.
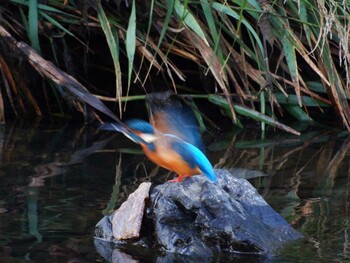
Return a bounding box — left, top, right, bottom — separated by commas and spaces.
0, 120, 350, 262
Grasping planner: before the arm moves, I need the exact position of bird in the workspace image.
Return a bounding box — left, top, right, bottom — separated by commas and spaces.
100, 92, 217, 183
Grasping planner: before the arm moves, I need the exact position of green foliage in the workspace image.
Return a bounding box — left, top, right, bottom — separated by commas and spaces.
208, 94, 300, 135
96, 2, 123, 113
1, 0, 350, 134
126, 0, 136, 92
28, 0, 41, 53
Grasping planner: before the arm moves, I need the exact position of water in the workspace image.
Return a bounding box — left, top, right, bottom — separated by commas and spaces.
1, 120, 350, 262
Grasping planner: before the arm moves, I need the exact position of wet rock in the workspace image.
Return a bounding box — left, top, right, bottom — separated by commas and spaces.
113, 182, 151, 240
150, 169, 302, 256
95, 214, 114, 242
95, 182, 151, 241
95, 169, 302, 259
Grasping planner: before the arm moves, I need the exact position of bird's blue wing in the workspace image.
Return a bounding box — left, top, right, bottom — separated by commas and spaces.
99, 123, 125, 132
99, 121, 147, 145
171, 139, 217, 183
146, 92, 205, 152
124, 119, 155, 134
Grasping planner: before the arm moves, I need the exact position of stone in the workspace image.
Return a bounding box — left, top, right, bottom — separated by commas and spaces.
94, 169, 302, 260
112, 182, 151, 240
150, 169, 302, 256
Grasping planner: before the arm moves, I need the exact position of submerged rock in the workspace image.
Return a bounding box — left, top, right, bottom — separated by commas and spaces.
95, 169, 302, 260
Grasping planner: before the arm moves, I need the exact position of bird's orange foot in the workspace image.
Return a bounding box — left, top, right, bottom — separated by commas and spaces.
168, 177, 183, 183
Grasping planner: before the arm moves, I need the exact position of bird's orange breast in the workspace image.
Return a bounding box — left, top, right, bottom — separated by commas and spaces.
140, 137, 201, 177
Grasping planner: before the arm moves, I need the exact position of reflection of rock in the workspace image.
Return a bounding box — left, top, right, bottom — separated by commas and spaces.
95, 169, 302, 260
112, 249, 139, 263
94, 239, 114, 262
94, 238, 141, 263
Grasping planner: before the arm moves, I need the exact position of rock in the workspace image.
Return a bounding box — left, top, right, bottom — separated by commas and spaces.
95, 215, 114, 242
113, 182, 151, 240
94, 169, 302, 260
96, 182, 152, 241
150, 169, 302, 256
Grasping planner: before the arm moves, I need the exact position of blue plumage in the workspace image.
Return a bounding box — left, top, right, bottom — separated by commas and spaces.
125, 119, 155, 134
100, 120, 155, 151
159, 107, 205, 152
101, 118, 216, 183
100, 92, 216, 183
146, 91, 205, 152
171, 139, 217, 183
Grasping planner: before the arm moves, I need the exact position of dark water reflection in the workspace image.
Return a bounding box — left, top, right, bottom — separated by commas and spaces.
0, 120, 350, 262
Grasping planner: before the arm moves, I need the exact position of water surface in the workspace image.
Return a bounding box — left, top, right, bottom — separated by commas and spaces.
0, 120, 349, 262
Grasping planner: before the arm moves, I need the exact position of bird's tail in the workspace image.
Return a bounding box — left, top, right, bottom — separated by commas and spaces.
99, 123, 147, 145
193, 150, 217, 183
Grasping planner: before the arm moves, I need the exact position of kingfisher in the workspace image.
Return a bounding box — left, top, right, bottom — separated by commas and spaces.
100, 92, 217, 183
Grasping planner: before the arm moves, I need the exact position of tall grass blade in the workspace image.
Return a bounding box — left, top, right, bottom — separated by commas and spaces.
200, 0, 223, 62
285, 105, 313, 122
260, 91, 266, 132
158, 0, 175, 48
299, 0, 312, 48
126, 0, 136, 91
28, 0, 41, 53
3, 0, 350, 132
184, 30, 236, 123
322, 44, 350, 130
209, 95, 300, 135
236, 0, 248, 32
96, 2, 122, 115
307, 82, 326, 94
171, 0, 209, 46
280, 23, 301, 106
11, 0, 71, 14
39, 11, 85, 46
186, 99, 206, 133
273, 93, 328, 107
211, 2, 263, 53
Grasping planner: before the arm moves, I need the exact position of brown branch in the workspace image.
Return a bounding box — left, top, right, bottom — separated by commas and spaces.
0, 25, 120, 123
